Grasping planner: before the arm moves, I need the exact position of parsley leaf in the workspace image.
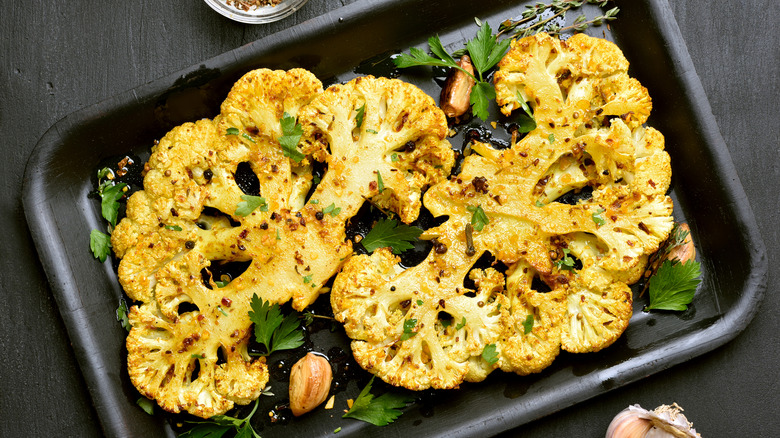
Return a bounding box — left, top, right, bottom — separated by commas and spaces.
466, 205, 489, 231
137, 398, 154, 415
647, 259, 702, 311
466, 21, 511, 80
376, 171, 385, 193
225, 127, 240, 136
279, 112, 305, 162
522, 314, 534, 334
555, 248, 575, 271
393, 28, 509, 121
343, 376, 414, 426
455, 316, 467, 330
165, 225, 182, 231
361, 217, 422, 254
323, 203, 342, 217
90, 229, 111, 262
235, 195, 268, 217
101, 182, 127, 226
470, 81, 496, 121
548, 133, 555, 144
399, 319, 418, 341
179, 398, 261, 438
481, 344, 499, 364
116, 299, 132, 331
355, 103, 366, 128
592, 208, 606, 226
248, 294, 304, 356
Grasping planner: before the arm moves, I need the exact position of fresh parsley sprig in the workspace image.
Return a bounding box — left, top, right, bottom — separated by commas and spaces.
235, 194, 268, 217
179, 398, 261, 438
343, 376, 415, 426
647, 259, 702, 311
481, 344, 499, 365
248, 294, 304, 356
361, 217, 423, 254
466, 205, 489, 231
393, 22, 510, 120
279, 112, 305, 162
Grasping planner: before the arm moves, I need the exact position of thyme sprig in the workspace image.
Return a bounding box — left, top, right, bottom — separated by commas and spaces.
498, 0, 618, 38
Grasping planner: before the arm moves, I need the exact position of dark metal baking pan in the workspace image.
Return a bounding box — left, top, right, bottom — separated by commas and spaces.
23, 0, 767, 436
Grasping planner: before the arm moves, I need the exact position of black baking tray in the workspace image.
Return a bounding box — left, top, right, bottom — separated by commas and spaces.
22, 0, 767, 437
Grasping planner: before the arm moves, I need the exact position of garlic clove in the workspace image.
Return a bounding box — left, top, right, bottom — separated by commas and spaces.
667, 223, 696, 263
289, 352, 333, 416
607, 407, 653, 438
607, 404, 701, 438
440, 55, 476, 119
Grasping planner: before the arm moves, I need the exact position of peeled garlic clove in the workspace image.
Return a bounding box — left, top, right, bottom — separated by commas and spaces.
606, 404, 701, 438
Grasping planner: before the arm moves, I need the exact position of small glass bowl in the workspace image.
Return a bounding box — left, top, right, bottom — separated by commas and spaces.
203, 0, 309, 24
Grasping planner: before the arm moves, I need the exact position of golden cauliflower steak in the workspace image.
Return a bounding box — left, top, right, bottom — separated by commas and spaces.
112, 70, 454, 417
331, 33, 674, 390
298, 75, 454, 224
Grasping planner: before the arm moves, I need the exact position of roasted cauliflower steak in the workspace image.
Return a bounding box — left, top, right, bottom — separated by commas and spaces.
331, 32, 674, 390
112, 70, 453, 417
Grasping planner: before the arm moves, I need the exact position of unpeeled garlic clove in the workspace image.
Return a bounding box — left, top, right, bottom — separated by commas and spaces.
667, 223, 696, 263
606, 404, 701, 438
289, 352, 333, 416
440, 55, 476, 118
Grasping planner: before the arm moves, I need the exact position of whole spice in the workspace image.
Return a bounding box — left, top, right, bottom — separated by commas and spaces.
606, 404, 701, 438
289, 352, 333, 416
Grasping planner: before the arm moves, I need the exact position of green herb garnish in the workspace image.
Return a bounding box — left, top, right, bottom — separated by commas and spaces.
355, 103, 366, 128
591, 207, 606, 226
90, 229, 111, 262
522, 314, 534, 334
116, 299, 132, 332
466, 205, 489, 231
137, 398, 155, 415
248, 294, 304, 356
235, 195, 268, 217
279, 112, 305, 162
178, 398, 261, 438
400, 318, 418, 341
555, 248, 575, 271
481, 344, 499, 364
343, 376, 414, 426
376, 171, 385, 193
394, 22, 510, 120
323, 203, 342, 217
361, 217, 422, 254
647, 259, 702, 311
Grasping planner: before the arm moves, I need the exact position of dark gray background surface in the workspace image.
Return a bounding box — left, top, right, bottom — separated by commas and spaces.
1, 0, 778, 436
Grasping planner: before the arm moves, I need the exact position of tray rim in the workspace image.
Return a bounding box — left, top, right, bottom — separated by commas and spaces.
22, 0, 768, 436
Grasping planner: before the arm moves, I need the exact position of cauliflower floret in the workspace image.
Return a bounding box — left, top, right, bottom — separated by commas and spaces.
332, 247, 506, 390
298, 75, 454, 224
497, 261, 566, 375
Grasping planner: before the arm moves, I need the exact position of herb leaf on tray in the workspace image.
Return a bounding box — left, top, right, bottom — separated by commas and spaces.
361, 217, 422, 254
343, 376, 415, 426
248, 294, 304, 356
